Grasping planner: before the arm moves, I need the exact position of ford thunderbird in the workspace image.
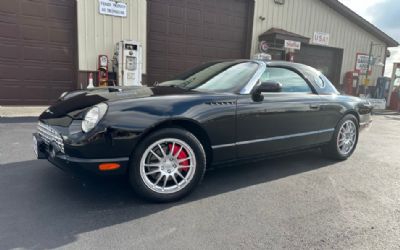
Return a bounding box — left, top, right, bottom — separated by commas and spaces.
33, 60, 372, 202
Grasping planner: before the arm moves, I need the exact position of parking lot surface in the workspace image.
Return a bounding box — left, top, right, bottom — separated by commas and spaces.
0, 115, 400, 250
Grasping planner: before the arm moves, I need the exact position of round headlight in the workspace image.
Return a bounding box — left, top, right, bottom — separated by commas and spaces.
82, 103, 108, 133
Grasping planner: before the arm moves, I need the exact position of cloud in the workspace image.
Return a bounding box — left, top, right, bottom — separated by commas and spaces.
337, 1, 399, 76
367, 0, 400, 41
339, 0, 384, 22
385, 47, 400, 76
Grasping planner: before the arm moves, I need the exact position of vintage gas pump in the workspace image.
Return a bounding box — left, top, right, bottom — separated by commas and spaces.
113, 40, 142, 86
98, 55, 109, 87
343, 71, 359, 96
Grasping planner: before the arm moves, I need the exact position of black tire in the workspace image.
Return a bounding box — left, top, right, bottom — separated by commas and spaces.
129, 128, 206, 202
322, 114, 359, 161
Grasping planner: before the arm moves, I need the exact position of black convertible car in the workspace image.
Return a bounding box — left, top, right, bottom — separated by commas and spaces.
34, 60, 372, 202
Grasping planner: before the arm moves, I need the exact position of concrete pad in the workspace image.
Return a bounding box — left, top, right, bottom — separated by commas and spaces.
0, 106, 48, 118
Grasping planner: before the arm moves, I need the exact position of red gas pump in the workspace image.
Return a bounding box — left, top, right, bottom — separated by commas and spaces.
389, 87, 400, 111
98, 55, 109, 87
343, 71, 359, 96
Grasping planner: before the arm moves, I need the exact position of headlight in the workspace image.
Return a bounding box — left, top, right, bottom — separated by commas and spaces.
82, 103, 108, 133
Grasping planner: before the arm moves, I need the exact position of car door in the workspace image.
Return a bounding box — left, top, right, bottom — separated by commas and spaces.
236, 66, 327, 158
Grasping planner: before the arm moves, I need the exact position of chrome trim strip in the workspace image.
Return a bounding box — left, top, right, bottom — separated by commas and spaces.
211, 128, 335, 149
239, 60, 266, 95
211, 143, 236, 149
57, 155, 130, 163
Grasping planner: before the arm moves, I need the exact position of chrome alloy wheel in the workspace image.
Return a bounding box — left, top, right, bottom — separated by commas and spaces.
139, 138, 196, 194
337, 120, 357, 155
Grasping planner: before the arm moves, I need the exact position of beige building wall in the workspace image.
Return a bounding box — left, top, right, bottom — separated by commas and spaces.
76, 0, 389, 86
77, 0, 147, 74
251, 0, 387, 85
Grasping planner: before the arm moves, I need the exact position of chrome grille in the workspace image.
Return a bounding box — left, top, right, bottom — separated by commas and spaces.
37, 122, 64, 153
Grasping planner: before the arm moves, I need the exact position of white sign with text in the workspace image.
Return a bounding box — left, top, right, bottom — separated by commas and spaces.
313, 32, 330, 46
355, 53, 372, 75
99, 0, 127, 17
284, 40, 301, 50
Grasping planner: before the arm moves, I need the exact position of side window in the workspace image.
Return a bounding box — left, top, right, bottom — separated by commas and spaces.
260, 67, 312, 93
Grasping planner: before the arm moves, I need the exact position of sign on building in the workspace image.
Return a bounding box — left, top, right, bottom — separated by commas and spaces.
355, 53, 372, 75
284, 40, 301, 50
99, 0, 127, 17
313, 32, 330, 46
258, 41, 269, 53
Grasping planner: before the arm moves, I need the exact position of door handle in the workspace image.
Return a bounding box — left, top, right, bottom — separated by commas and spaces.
310, 104, 320, 110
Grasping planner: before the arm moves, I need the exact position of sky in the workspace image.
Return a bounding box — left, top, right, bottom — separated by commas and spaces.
339, 0, 400, 76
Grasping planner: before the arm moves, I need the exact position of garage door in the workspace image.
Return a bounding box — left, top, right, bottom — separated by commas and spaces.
296, 44, 343, 87
147, 0, 252, 85
0, 0, 77, 105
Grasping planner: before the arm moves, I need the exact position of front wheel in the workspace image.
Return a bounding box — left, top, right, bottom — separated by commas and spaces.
129, 128, 206, 202
322, 114, 359, 160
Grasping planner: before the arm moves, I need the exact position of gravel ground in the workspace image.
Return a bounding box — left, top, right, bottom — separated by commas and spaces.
0, 114, 399, 250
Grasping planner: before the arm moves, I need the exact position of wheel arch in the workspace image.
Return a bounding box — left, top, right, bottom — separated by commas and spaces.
343, 110, 360, 126
135, 118, 213, 167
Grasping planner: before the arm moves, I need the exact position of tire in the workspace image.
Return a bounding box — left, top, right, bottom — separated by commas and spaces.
322, 114, 359, 161
129, 128, 206, 202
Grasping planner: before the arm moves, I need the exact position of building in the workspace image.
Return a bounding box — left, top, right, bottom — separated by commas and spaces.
0, 0, 398, 105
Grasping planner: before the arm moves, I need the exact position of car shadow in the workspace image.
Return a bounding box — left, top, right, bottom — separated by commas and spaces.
0, 150, 336, 250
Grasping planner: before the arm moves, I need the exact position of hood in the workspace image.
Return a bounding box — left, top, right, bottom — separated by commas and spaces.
39, 86, 200, 126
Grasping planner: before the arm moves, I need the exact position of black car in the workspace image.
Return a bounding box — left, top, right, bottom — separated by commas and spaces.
34, 60, 372, 202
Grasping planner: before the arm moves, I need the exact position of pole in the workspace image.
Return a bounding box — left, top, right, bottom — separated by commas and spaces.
365, 42, 373, 96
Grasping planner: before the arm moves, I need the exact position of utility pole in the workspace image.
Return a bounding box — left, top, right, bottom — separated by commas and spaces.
364, 42, 373, 96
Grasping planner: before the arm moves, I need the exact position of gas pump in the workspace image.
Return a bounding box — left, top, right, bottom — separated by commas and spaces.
98, 55, 109, 87
113, 40, 142, 86
343, 71, 359, 96
388, 63, 400, 110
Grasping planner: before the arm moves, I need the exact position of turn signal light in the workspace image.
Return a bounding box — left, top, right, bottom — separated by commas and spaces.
99, 163, 120, 171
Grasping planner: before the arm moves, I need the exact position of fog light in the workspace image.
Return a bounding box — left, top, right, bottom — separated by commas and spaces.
99, 163, 120, 171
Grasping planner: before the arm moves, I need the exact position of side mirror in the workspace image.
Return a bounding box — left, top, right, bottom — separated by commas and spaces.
257, 81, 282, 93
252, 81, 282, 102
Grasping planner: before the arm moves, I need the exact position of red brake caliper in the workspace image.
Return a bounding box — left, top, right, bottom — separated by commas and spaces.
168, 144, 189, 172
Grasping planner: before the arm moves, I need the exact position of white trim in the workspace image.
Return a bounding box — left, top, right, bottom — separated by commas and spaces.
239, 61, 266, 94
211, 128, 334, 149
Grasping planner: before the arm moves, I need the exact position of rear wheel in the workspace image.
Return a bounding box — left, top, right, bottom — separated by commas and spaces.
322, 114, 359, 160
129, 128, 206, 202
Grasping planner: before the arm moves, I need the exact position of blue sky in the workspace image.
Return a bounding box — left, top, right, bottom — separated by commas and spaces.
339, 0, 400, 76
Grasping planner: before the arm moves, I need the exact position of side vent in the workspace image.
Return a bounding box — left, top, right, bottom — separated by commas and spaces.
205, 101, 236, 106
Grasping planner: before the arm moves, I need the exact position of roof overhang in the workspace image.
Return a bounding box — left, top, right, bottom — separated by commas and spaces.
258, 28, 310, 44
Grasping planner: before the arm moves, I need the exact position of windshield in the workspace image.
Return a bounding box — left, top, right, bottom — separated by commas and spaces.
159, 61, 259, 93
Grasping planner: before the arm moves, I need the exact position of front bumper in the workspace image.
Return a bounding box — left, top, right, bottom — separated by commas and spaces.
33, 133, 129, 175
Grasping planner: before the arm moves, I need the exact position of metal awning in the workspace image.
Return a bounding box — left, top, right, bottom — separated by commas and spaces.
258, 28, 310, 44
